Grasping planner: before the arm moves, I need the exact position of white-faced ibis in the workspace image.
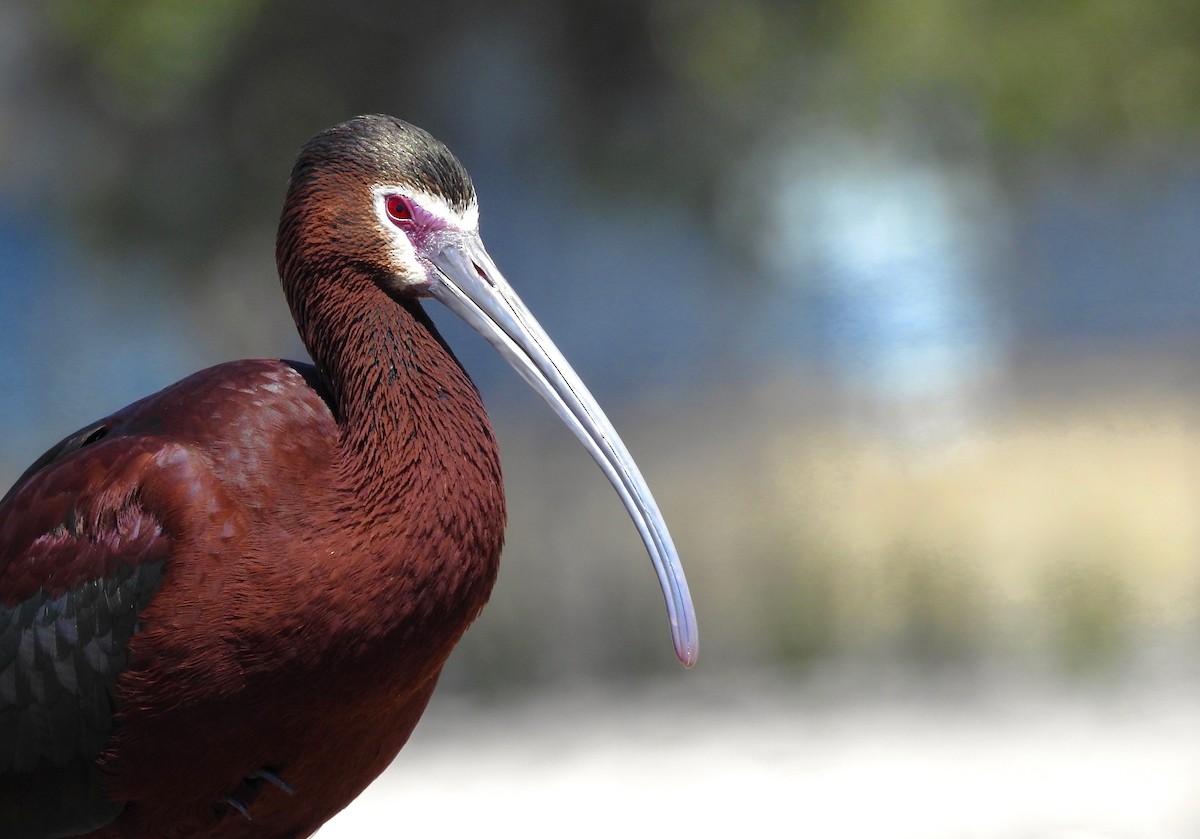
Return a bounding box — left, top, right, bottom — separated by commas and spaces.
0, 115, 697, 838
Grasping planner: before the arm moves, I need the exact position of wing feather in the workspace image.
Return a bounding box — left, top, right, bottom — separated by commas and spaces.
0, 430, 177, 837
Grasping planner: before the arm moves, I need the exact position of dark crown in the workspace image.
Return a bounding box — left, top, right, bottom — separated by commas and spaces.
289, 115, 476, 213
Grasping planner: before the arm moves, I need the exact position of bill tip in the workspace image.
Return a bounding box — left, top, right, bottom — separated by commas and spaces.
675, 640, 699, 668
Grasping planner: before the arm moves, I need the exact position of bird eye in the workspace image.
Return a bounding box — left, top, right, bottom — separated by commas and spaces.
385, 194, 414, 225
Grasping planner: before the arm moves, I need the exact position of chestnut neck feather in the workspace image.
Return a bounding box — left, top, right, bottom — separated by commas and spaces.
277, 235, 505, 660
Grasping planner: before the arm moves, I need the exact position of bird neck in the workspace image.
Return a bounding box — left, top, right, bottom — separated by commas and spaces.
286, 265, 506, 650
291, 269, 486, 469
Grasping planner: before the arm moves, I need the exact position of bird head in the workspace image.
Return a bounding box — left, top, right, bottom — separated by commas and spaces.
278, 115, 697, 667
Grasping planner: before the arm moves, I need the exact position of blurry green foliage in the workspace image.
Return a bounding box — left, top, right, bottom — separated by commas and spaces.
756, 547, 840, 666
47, 0, 265, 120
845, 0, 1200, 149
1039, 557, 1133, 674
883, 543, 986, 666
13, 0, 1200, 273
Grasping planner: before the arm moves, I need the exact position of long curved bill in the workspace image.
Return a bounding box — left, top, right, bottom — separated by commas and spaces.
427, 232, 698, 667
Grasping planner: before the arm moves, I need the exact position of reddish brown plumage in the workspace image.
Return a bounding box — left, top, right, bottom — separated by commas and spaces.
83, 299, 505, 835
3, 119, 506, 837
2, 115, 695, 839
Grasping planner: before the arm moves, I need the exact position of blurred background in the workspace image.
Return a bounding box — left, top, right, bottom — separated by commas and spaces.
2, 0, 1200, 835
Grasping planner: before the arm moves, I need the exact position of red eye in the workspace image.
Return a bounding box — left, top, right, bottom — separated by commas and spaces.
385, 194, 414, 225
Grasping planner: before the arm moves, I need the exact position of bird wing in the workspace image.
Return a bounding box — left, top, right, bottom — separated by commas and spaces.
0, 421, 185, 837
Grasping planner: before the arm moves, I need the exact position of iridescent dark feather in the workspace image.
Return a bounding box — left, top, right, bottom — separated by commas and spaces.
0, 430, 172, 837
0, 565, 164, 837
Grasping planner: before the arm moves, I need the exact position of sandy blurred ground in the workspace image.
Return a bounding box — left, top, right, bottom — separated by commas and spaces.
316, 669, 1200, 839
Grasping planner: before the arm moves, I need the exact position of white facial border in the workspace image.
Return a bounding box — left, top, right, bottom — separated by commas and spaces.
371, 183, 480, 289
